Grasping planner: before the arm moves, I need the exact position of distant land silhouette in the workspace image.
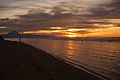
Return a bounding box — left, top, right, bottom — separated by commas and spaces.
2, 31, 120, 41
3, 31, 54, 38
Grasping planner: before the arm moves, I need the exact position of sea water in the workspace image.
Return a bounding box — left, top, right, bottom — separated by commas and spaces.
6, 38, 120, 80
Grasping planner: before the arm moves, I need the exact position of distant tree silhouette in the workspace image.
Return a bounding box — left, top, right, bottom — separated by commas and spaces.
0, 35, 4, 40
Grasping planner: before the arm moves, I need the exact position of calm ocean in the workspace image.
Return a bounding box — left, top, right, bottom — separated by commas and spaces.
6, 38, 120, 80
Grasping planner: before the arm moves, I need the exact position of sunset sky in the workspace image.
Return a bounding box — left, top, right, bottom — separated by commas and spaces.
0, 0, 120, 37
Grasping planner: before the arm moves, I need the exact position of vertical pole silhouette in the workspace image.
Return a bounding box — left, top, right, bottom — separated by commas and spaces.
19, 37, 21, 42
18, 31, 23, 42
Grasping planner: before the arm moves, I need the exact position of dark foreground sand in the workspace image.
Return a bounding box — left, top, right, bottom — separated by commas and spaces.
0, 40, 105, 80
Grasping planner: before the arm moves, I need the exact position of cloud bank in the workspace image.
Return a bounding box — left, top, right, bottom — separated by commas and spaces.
0, 0, 120, 37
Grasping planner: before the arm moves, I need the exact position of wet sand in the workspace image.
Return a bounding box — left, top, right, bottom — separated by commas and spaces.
0, 40, 104, 80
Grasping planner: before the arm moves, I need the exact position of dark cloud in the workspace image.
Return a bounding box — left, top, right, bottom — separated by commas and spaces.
106, 0, 120, 8
75, 30, 91, 34
0, 11, 74, 32
87, 0, 120, 19
88, 7, 110, 17
78, 21, 110, 25
0, 8, 118, 33
0, 11, 103, 32
104, 0, 120, 18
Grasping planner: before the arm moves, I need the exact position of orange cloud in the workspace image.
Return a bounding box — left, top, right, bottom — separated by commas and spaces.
0, 26, 7, 28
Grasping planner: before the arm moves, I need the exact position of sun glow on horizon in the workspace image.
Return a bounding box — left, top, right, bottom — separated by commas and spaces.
23, 25, 120, 38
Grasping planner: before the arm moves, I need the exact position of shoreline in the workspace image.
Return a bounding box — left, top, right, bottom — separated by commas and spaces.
56, 57, 111, 80
0, 40, 110, 80
5, 37, 120, 43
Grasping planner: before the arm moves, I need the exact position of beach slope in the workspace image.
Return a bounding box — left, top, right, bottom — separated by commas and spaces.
0, 40, 102, 80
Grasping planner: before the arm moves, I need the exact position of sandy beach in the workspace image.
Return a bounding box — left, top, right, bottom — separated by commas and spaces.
0, 40, 105, 80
